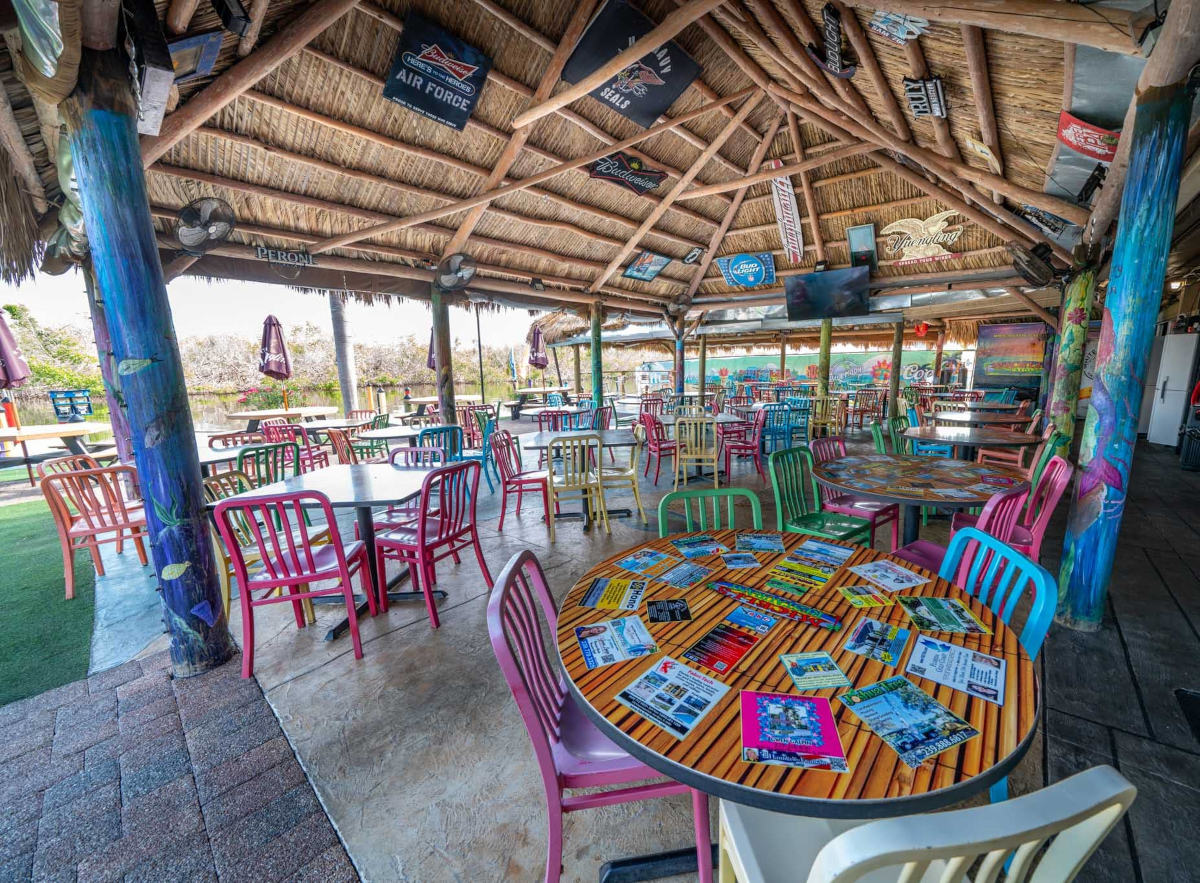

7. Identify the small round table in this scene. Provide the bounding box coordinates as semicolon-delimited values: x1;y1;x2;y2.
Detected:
814;454;1028;545
555;531;1038;873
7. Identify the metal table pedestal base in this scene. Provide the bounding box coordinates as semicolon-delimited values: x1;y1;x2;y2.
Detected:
599;843;717;883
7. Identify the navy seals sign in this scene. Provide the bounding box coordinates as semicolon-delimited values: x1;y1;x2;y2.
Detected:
383;13;492;131
562;0;701;128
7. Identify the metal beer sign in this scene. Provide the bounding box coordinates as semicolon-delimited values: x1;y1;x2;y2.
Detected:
880;211;963;266
255;246;317;268
766;159;804;264
716;253;777;288
588;151;668;194
383;12;492;131
805;4;856;78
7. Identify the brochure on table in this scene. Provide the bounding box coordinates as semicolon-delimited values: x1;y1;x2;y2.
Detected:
671;535;729;559
736;533;786;552
840;676;980;768
906;636;1007;705
709;580;841;630
781;651;851;690
616;657;729;739
741;691;848;771
646;599;692;623
573;616;658;669
842;617;910;666
848;560;930;592
897;596;991;635
683;606;776;674
839;584;894;609
578;577;648;611
616;549;681;577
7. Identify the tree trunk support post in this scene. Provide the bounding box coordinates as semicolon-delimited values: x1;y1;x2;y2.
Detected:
430;284;456;423
889;322;904;419
83;264;134;464
63;49;235;677
778;334;786;381
673;327;685;395
329;291;359;414
698;334;708;405
817;319;833;396
590;302;604;401
1057;78;1193;632
1046;268;1096;458
573;344;582;397
933;331;946;384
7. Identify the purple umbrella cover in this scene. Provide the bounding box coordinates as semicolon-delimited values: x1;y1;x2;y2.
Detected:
0;310;31;389
258;315;292;380
427;327;436;370
528;325;549;369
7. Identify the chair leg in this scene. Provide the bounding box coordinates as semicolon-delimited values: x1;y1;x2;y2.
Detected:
471;529;493;588
890;515;899;551
133;535;148;565
499;485;509;530
87;541;105;577
631;479;648;524
62;543;76;600
692;789;713;883
241;606;255;678
343;577;364;661
420;559;441;628
375;546;390;613
544;799;564;883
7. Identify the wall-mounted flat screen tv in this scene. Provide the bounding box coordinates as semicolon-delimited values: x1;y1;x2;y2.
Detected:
784;266;871;321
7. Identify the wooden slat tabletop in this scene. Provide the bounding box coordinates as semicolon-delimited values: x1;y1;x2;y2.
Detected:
555;531;1038;817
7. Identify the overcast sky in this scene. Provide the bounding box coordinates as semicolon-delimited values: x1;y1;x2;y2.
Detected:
0;271;546;349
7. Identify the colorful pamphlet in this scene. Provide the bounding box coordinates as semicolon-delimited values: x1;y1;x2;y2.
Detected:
725;605;778;634
780;651;851;690
736;532;785;553
897;596;991;635
573;616;658;669
839;584;894;609
616;549;681;577
671;535;730;559
795;538;854;566
721;552;760;569
840;676;980;768
708;581;842;630
906;636;1007;705
577;577;648;611
774;557;838;583
682;606;776;673
646;598;692;623
661;561;714;588
848;560;931;592
615;657;729;739
764;571;819;595
740;692;848;771
842;617;910;666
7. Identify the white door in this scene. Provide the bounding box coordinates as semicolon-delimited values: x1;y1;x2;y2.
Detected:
1147;334;1199;445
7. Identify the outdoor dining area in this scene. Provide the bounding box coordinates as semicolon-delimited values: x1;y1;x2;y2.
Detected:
2;0;1200;880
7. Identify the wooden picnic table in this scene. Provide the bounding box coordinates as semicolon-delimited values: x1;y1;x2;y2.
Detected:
0;421;114;484
814;453;1028;545
225;406;337;430
555;529;1038;853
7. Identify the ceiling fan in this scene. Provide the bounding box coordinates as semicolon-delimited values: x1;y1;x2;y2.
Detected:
434;253;477;291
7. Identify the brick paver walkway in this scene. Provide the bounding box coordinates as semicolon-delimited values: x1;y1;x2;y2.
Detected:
0;650;358;882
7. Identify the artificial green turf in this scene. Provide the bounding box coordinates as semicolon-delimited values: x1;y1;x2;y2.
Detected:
0;500;95;706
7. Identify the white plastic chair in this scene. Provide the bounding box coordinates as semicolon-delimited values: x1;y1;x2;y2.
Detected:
718;766;1135;883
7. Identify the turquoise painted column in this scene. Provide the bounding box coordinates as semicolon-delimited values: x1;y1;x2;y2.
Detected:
1057;79;1193;631
64;52;235;675
674;334;685;394
590;302;603;400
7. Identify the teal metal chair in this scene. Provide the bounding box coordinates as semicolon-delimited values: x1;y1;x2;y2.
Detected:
784;397;811;445
768;446;871;543
418;425;464;461
939;527;1055;803
236;442;300;486
657;488;762;535
761;403;792;452
461;418;497;493
546;392;565;407
907;406;954;458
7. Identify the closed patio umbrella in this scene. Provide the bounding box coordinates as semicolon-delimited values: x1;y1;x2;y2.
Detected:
258;315;292;408
529;325;549;388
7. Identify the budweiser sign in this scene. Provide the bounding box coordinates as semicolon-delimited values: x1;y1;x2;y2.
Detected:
410;44;479;84
1057;110;1119;162
766;159;804;264
880;210;963;265
588;151;667;194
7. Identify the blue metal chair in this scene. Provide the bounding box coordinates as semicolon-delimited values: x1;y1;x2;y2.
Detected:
906;406;954;458
784;397;811;445
418;426;464;461
939;527;1055;803
1001;388;1018;404
460;419;496;493
761;403;792;452
546;393;565;407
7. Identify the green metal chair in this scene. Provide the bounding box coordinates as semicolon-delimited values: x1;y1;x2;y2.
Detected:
352;413;390;461
887;415;910;454
656;488;762;536
869;420;888;454
236;442;300;487
768;446;872;543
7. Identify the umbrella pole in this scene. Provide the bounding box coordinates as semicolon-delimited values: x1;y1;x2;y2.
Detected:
475;305;486;401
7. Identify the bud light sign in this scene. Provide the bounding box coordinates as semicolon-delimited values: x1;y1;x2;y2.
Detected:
383;12;492;131
716;253;776;288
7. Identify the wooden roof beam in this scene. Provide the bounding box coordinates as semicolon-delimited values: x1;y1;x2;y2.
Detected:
587;92;764;292
828;1;912;142
961;25;1004;203
771;0;874;116
142;0;360;165
165;0;199;34
1002;286;1057;326
511;0;728;130
677;142;877;200
903;37;963;164
440;0;598;258
238;0;271;56
836;0;1153;56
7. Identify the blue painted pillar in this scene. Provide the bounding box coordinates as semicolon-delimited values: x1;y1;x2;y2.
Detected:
590;302;603;400
674;332;685;395
64;52;235;674
1057;79;1193;631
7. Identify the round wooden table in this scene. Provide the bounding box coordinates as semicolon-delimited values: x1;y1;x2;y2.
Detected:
929;411;1030;427
556;531;1039;822
904;426;1042;458
814;454;1028;545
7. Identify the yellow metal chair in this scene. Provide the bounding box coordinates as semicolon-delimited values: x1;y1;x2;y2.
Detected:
674;416;720;490
809;397;845;438
591;425;648;523
201;469;325;624
546;434;609;542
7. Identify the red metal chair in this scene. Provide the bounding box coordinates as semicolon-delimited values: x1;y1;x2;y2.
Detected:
639;412;677;485
492;429;551;530
374;460;493;628
360;446;448;535
42;465;149;599
208;430;264;449
487;550;712;883
639;395;664;416
952;455;1073;564
809;436;900;549
893;484;1029;573
214;490;373;678
721;408;767;481
262;423;329;473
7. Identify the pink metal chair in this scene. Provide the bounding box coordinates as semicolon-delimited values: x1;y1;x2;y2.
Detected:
952;455;1073;563
493;429;551;530
487;550;712;883
809;436;899;549
373;460;493;628
42;465;149;599
639;395;664;416
360;446;448;535
893;484;1029;573
347;409;376;423
721;408;767;481
214;490;374;677
640;413;677;485
262;423;330;473
208;430;264;449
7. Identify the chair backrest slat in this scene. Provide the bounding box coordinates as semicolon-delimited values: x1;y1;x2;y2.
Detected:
418;425;464;460
657;488;763;535
419;461;480;544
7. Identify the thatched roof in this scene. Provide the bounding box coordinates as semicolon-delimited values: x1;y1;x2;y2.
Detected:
2;0;1196;320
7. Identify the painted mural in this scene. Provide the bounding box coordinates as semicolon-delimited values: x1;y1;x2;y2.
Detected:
639;349;967;389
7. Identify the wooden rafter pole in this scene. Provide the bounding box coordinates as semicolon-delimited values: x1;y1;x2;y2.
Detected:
903;38;962;163
440;0;598;258
587;92;764;292
829;1;911;141
238;0;271;56
684;112;784;301
165;0;199;34
306;87;754;255
510;0;728;130
140;0;361;166
836;0;1153;56
1002;287;1057;327
961;25;1004;203
786;110;825;263
676;142;877;200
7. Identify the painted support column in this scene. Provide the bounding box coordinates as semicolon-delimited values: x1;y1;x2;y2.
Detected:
817;319;832;396
673;333;685;395
430;284;456;423
573;345;582;396
933;331;946;383
590;301;603;400
84;265;133;464
1057;79;1192;632
1046;268;1096;457
778;334;787;381
889;322;904;419
328;291;359;414
698;334;707;404
63;51;234;676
